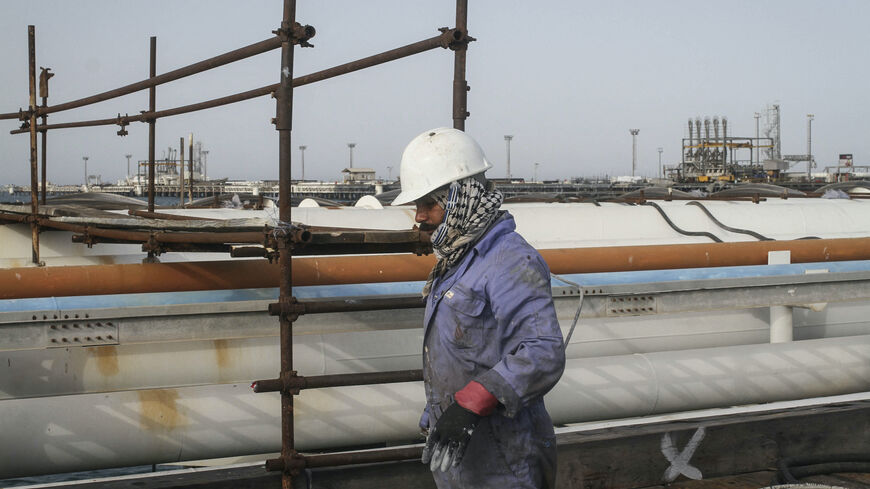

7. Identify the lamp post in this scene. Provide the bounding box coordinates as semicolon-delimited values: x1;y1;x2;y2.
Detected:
82;156;89;187
629;129;639;177
754;112;760;164
387;165;393;181
504;135;513;179
807;114;814;180
657;147;663;179
125;154;132;179
347;143;356;169
534;162;539;183
298;145;307;181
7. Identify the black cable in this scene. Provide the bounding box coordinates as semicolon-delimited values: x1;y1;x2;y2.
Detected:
687;201;822;241
641;201;722;243
777;454;870;484
686;201;773;241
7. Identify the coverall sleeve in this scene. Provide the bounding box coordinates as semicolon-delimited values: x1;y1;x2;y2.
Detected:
475;245;566;417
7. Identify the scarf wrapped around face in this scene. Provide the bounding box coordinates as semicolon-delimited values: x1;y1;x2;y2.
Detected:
422;177;504;298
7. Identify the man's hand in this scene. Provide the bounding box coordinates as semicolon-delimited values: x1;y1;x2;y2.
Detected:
422;402;481;472
421;381;498;472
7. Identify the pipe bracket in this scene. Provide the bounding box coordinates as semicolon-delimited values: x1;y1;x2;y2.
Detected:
268;297;304;320
115;113;129;137
274;22;316;48
252;370;304;395
265;450;306;475
438;27;474;50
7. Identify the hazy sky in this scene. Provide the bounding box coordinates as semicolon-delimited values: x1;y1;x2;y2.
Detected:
1;1;868;185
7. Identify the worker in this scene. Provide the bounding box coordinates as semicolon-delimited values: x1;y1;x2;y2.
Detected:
392;128;566;488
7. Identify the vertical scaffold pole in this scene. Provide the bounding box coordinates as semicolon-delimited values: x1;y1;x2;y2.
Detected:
148;36;157;213
452;0;469;130
188;133;194;203
28;25;40;265
277;1;297;487
39;67;52;205
179;137;185;207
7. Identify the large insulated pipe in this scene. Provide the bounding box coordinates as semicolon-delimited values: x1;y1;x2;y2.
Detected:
1;302;799;399
6;237;870;299
2;335;868;478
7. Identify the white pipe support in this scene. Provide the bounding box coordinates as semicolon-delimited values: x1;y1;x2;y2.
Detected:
768;250;793;343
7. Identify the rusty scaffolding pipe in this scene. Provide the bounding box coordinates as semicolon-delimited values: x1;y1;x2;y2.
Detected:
39;67;51;205
5;237;870;300
273;0;298;486
34;218;266;244
253;369;423;393
452;0;469;130
36;37;282;117
9;29;462;136
147;36;157;213
28;26;40;265
0;4;483;481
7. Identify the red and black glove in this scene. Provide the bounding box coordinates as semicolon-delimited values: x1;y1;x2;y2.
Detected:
422;381;498;472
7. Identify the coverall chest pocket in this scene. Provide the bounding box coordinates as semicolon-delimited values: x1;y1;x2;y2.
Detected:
440;287;486;349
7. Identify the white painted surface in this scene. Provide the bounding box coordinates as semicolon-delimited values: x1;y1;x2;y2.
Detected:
2;335;869;478
4;199;870;266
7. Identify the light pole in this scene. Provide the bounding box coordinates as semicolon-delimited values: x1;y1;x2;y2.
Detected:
534;162;539;183
347;143;356;169
125;154;132;179
807;114;814;180
629;129;639;177
82;156;89;187
387;165;393;181
754;112;760;164
298;145;307;181
504;135;513;179
657;147;663;179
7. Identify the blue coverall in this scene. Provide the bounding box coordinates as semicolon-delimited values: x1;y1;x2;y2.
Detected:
421;211;566;488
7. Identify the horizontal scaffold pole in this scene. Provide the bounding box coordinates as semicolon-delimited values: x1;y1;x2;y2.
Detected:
39;36;283;116
8;29;462;134
4;236;870;299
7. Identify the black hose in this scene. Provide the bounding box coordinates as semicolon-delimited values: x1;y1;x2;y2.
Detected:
686;201;773;241
641;201;722;243
686;201;822;242
777;454;870;484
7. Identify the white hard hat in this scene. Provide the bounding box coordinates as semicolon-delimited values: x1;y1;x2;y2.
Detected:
391;127;493;206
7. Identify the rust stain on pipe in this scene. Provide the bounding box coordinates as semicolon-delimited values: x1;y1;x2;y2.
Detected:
4;237;870;299
138;389;186;431
214;339;232;369
91;346;120;377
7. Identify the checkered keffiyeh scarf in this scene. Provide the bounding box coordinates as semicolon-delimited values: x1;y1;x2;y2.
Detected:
422;177;504;298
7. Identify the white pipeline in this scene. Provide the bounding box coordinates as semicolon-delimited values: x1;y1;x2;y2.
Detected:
2;335;869;478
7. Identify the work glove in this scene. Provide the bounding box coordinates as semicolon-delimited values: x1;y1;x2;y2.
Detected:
422;381;498;472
